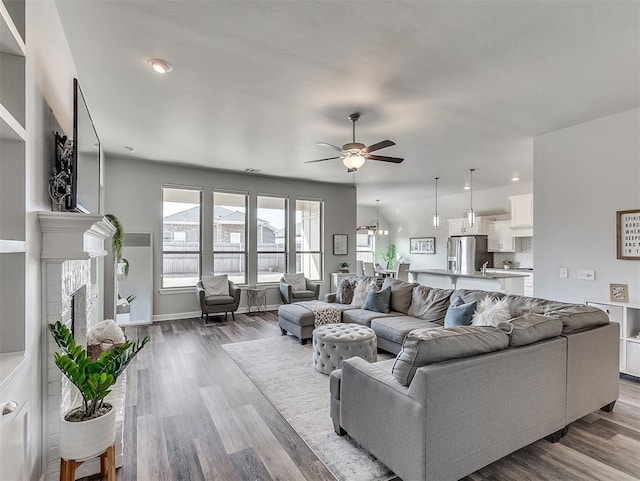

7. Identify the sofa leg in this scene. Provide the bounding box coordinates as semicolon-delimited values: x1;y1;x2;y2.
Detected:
545;427;568;443
300;338;307;345
334;425;346;436
280;328;287;336
600;401;616;412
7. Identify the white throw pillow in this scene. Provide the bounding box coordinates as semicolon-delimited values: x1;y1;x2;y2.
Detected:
472;297;512;326
351;280;377;308
283;273;307;292
202;274;229;297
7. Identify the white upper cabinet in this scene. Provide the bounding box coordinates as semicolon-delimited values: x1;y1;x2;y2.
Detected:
448;216;492;236
509;193;533;236
487;220;517;252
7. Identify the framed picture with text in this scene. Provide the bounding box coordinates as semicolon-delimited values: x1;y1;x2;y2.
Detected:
333;234;348;255
616;209;640;260
410;237;436;254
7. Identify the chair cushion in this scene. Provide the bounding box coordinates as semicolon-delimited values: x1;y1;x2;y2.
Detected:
371;316;441;345
444;300;477;328
406;285;453;323
291;289;317;300
363;286;391;313
205;295;235;306
382;278;419;314
284;273;307;291
202;274;229;296
499;313;563;347
392;326;510;386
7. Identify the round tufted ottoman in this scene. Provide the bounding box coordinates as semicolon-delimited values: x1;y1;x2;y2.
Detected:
312;324;377;375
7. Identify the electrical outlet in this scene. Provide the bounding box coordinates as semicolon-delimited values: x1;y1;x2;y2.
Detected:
578;269;595;281
559;268;568;278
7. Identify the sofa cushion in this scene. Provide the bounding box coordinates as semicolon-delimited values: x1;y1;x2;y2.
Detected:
392;326;510;385
363;286;392;313
351;279;377;308
202;274;229;297
444;301;477;328
382;278;419;314
499;313;563;347
505;295;556;317
406;286;453;324
371;316;442;345
283;272;307;291
343;309;401;326
451;289;505;307
472;297;512;327
336;278;356;304
548;305;610;333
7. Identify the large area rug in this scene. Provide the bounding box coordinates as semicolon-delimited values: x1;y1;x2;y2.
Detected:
222;336;394;481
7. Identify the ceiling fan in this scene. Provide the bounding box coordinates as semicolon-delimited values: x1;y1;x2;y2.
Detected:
305;112;404;172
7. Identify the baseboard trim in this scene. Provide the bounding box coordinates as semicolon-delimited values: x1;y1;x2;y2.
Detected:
152;305;280;322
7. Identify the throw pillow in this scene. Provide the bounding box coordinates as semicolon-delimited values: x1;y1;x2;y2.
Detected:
498;313;563;347
351;280;376;308
443;300;478;328
202;274;229;297
472;297;512;327
283;273;306;292
336;278;356;304
381;278;418;314
407;285;454;324
363;286;391;313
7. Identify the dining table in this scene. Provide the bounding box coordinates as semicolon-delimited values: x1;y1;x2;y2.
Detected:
375;268;396;278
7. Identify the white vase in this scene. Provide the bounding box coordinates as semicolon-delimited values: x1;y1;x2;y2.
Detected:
59;403;116;460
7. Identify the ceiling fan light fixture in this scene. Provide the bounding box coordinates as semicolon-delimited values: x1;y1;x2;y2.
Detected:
342;151;366;170
148;58;173;74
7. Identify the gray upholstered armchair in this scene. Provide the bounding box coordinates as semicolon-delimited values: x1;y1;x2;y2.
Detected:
196;279;241;323
279;275;320;304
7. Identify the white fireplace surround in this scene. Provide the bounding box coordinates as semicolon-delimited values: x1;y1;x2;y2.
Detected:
39;212;124;480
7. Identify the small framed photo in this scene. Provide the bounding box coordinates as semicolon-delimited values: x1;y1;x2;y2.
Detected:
333;234;348;255
410;237;436;254
609;283;629;303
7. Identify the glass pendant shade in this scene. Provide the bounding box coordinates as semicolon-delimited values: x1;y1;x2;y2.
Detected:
432;213;440;229
467;208;476;227
466;169;476;227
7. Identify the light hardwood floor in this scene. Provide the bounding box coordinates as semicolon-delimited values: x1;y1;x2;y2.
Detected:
84;312;640;481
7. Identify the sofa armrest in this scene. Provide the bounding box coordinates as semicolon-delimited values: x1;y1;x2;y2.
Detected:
196;280;206;306
306;278;321;299
229;281;241;304
279;280;293;304
324;293;337;303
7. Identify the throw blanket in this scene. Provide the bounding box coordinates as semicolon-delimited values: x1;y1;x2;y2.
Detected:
297;300;341;327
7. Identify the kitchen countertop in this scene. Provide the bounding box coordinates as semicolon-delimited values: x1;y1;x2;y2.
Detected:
408;269;529;279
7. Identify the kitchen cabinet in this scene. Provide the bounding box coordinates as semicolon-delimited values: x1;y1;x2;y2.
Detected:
448;216;492;236
508;194;533;236
586;298;640;377
487;221;517;252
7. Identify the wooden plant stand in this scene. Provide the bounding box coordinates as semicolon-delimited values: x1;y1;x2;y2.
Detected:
59;443;115;481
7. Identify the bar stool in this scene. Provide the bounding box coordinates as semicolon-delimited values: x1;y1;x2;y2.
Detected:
60;443;115;481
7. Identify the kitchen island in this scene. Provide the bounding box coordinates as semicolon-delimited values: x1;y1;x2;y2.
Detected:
408;268;528;295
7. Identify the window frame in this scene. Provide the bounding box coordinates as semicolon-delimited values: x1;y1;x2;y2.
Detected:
212;189;249;285
295;198;324;281
356;230;376;264
256;194;288;284
161;185;203;289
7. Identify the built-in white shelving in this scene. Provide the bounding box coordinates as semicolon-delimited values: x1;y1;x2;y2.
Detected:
0;102;25;140
0;0;25;56
0;239;25;253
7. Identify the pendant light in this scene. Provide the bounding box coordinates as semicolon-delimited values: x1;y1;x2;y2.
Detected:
432;177;440;230
466;168;476;227
376;200;388;237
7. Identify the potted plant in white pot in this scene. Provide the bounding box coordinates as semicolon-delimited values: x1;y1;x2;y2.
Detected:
49;320;148;460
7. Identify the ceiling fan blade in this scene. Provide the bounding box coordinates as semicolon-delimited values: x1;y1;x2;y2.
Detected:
364;140;395;153
316;142;343;152
304;156;341;163
366;154;404;163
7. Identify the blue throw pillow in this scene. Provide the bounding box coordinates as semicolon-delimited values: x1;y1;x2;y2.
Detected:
363;286;391;313
444;300;478;328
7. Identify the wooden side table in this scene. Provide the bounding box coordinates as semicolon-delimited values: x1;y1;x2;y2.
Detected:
60;444;115;481
245;286;267;314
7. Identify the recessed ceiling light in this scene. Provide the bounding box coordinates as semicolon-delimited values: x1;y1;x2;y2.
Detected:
124;146;136;152
147;58;173;74
463;185;470;190
511;176;520;182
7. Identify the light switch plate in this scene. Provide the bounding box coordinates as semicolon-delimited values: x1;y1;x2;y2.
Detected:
559;268;568;278
578;269;595;281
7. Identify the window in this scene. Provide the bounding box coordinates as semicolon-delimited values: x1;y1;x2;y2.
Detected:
213;191;247;285
295;199;323;281
357;232;375;263
162;187;201;288
257;195;287;283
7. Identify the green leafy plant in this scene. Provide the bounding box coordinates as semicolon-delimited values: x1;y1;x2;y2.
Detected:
105;213;124;262
339;262;350;269
503;260;513;266
380;244;397;269
48;321;148;420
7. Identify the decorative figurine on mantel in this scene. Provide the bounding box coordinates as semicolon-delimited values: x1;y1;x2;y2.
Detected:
49;132;73;211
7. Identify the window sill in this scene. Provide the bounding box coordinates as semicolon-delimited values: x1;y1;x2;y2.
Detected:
158;287;195;295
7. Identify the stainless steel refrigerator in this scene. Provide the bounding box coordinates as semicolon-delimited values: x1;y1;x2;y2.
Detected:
447;235;492;272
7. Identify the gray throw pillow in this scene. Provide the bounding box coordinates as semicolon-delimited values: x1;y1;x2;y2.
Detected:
392;326;510;385
336;278;356;304
382;278;418;314
444;300;477;328
499;313;563;347
407;285;454;323
363;286;391;313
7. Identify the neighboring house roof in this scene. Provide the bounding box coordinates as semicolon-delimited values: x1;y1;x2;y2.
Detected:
165;205;278;233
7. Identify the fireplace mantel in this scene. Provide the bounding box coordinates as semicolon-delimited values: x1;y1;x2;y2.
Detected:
39;211;116;260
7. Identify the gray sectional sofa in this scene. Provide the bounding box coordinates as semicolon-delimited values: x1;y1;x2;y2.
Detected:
319;277;619;481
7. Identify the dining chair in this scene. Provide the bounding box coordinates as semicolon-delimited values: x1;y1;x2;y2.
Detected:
394;262;411;282
363;262;375;277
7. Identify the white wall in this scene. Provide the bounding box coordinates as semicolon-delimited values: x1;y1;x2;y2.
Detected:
534;108;640;303
25;0;78;478
382;182;533;270
103;156;357;318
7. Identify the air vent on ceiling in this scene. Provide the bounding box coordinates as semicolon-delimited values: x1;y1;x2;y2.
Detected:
243;168;262;173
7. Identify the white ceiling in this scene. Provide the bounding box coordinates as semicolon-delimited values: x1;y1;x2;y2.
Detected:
55;0;639;206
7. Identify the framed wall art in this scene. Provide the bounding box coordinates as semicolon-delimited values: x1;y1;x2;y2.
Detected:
410;237;435;254
333;234;348;255
616;209;640;260
610;283;629;303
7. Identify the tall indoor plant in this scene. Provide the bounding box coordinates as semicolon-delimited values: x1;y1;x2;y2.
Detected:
380;244;397;269
49;321;148;459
